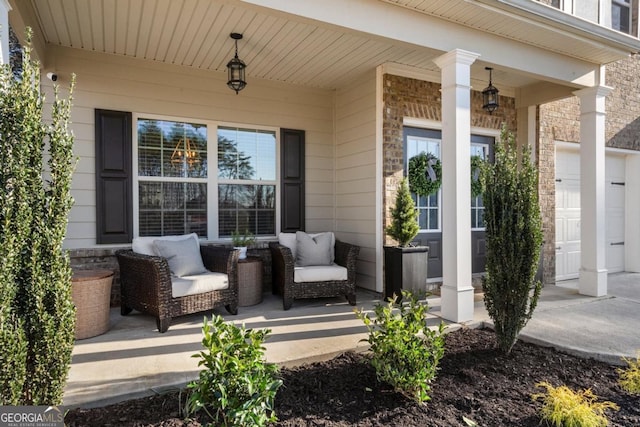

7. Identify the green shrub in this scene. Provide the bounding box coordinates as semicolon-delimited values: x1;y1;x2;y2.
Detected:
355;291;445;403
618;351;640;394
481;124;543;354
185;315;282;427
0;28;76;405
386;177;420;247
532;381;619;427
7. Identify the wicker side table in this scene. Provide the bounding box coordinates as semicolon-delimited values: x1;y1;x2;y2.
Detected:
238;257;263;307
72;269;113;339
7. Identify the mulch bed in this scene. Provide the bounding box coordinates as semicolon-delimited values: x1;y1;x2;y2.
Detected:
65;327;640;426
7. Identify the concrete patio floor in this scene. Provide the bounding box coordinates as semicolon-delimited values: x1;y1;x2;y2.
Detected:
63;273;640;409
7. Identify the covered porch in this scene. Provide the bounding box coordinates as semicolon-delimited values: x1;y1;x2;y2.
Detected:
4;0;640;325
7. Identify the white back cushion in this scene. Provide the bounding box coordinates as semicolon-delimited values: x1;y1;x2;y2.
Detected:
278;232;298;258
132;233;200;256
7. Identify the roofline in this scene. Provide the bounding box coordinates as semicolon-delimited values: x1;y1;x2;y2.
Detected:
475;0;640;58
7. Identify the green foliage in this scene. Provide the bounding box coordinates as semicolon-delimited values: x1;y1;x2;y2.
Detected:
481;125;543;354
231;229;255;247
470;154;484;197
185;315;282;427
532;381;619;427
408;152;442;197
386;177;420;247
0;28;76;405
617;351;640;394
355;291;446;403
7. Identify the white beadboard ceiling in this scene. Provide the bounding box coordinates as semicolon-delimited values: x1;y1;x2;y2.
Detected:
21;0;640;91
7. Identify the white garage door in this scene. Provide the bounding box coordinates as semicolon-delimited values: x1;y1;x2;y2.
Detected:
555;149;626;280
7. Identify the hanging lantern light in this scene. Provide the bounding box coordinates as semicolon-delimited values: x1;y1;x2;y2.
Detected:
227;33;247;94
482;67;499;115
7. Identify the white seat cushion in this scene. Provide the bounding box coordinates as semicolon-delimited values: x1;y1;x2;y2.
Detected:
293;264;348;283
171;271;229;298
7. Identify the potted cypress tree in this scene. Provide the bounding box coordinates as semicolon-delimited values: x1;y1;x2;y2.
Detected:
384;177;429;301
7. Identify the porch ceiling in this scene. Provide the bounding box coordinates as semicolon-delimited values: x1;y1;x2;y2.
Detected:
12;0;640;92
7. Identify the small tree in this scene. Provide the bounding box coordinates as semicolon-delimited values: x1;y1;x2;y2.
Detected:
481;125;543;354
386;177;420;247
0;29;76;404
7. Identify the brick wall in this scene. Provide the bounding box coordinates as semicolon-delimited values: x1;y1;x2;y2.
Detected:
606;56;640;150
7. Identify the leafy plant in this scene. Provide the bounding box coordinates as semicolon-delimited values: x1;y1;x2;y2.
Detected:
355;291;445;403
0;28;76;405
386;177;420;247
532;381;619;427
231;229;255;247
408;151;442;197
185;315;282;427
618;351;640;394
481;124;543;354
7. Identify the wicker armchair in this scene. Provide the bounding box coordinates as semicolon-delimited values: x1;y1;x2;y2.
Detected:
269;239;360;310
116;245;239;333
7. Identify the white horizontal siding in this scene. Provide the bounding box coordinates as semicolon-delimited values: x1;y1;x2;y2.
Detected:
45;46;336;249
334;70;377;290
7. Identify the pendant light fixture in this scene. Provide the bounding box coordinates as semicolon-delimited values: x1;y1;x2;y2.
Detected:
482;67;499;115
227;33;247;94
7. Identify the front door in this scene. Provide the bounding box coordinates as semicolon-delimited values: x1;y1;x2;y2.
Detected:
403;127;494;279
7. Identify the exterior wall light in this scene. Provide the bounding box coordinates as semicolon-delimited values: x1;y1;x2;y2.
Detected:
482;67;499;114
227;33;247;94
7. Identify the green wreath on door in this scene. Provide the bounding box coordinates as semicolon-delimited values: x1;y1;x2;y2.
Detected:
408;152;442;197
409;152;485;197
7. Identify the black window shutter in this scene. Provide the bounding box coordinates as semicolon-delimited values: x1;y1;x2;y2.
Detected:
95;109;133;244
280;128;305;232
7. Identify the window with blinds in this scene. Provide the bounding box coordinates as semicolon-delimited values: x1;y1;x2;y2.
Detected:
137;119;208;236
217;126;277;237
135;119;278;239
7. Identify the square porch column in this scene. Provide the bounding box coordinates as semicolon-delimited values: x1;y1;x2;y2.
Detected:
433;49;479;322
574;86;612;296
0;0;10;65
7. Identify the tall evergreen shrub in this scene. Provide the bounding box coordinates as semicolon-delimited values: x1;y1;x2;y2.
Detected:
481;125;543;354
0;30;76;405
386;177;420;247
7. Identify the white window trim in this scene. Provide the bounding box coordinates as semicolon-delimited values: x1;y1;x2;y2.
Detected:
132;113;281;242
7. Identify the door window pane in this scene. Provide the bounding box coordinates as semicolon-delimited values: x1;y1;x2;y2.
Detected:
407;136;441;231
471;143;488;230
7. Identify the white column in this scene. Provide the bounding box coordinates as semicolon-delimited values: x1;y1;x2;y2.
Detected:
433;49;479;322
0;0;10;65
574;86;612;296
